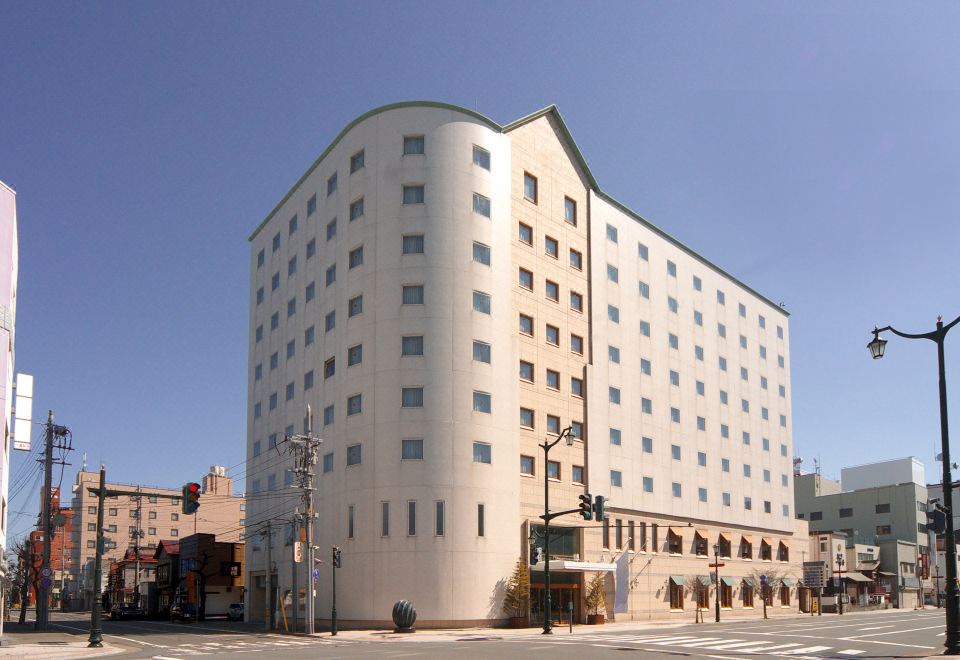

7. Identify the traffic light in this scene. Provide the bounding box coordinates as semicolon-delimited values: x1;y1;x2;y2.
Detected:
578;493;593;520
182;482;201;515
592;495;606;521
332;546;342;568
927;509;947;535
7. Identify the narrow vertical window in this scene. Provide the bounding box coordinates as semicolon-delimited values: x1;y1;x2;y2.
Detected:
348;505;355;539
407;501;417;536
523;172;538;202
435;501;445;536
381;502;389;537
477;503;485;537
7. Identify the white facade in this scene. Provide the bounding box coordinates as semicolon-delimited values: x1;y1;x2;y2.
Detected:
246;103;799;627
0;181;18;560
841;456;925;491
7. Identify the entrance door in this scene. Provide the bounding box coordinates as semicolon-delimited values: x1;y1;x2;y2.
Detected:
530;582;581;624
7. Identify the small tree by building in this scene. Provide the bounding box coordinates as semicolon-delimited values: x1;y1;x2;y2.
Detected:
585;572;607;619
684;575;712;622
746;568;786;619
502;558;530;619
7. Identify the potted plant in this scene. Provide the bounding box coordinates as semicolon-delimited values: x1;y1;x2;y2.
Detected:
585;572;606;624
503;558;530;627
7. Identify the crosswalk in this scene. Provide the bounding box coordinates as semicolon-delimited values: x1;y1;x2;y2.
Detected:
514;632;869;657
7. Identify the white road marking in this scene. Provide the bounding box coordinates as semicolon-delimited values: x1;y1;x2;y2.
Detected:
739;643;804;652
837;650;865;655
705;640;778;650
782;646;833;654
845;623;944;638
49;621;169;647
857;625;893;630
671;638;728;647
648;636;704;645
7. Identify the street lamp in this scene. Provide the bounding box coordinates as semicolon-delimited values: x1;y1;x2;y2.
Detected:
541;426;574;635
836;552;845;616
713;543;721;623
869;315;960;653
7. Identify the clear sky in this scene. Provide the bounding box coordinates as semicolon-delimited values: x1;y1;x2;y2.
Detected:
2;1;959;543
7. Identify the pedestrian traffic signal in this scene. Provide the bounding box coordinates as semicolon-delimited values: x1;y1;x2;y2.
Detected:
592;495;606;521
578;493;593;520
332;546;342;568
182;482;201;515
927;509;947;535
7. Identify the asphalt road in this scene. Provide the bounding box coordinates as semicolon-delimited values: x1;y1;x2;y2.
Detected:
9;608;947;659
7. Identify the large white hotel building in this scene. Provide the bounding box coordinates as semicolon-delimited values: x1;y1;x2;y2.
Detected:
246;102;807;627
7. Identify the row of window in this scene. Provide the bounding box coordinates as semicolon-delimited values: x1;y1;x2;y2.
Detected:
599;522;791;562
86;522;175;536
606;384;789;428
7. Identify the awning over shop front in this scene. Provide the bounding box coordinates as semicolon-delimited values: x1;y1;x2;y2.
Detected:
782;578;796;587
697;575;712;586
721;576;737;587
903;576;920;588
760;537;772;546
668;527;686;538
530;560;616;573
670;575;686;586
844;572;872;583
741;534;753;544
718;532;732;542
696;529;709;539
878;571;897;577
743;577;758;588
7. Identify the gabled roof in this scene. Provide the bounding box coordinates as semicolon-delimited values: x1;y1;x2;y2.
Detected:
154;539;180;559
250;101;788;316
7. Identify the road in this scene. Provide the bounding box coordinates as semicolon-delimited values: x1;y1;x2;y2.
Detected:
6;609;945;659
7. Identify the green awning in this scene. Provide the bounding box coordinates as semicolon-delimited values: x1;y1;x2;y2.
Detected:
721;576;737;587
844;572;872;583
743;577;758;588
782;578;796;587
697;575;711;586
670;575;686;586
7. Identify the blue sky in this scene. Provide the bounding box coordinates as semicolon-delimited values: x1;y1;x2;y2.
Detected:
2;2;959;541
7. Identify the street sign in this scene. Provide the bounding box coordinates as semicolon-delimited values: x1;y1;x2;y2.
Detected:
294;541;304;563
40;577;52;589
708;563;725;568
313;568;319;584
803;561;826;589
40;567;52;578
760;575;767;585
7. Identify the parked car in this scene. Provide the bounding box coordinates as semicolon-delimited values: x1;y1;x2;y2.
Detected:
110;603;144;620
226;603;244;621
169;602;196;623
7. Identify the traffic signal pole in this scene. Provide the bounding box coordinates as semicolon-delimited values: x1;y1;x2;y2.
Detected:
37;412;53;631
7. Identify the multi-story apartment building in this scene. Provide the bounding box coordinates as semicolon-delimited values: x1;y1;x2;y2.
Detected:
246;102;805;627
25;488;74;608
66;465;244;609
0;181;18;564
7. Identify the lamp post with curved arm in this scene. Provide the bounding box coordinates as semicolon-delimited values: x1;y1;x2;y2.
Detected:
540;426;574;635
868;314;960;654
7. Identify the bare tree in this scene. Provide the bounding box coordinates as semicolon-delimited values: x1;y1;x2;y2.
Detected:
746;567;791;619
684;575;712;623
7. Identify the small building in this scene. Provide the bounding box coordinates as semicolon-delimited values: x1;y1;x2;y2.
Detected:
154;540;180;616
177;533;244;620
106;548;157;611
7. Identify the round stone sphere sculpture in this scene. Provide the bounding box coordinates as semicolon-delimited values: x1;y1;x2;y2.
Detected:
392;600;417;633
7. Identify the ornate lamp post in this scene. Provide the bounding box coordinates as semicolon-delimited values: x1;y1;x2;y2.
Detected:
541;426;574;635
713;543;721;623
869;314;960;653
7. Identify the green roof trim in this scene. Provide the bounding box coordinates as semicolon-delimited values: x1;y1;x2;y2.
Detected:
669;575;686;585
249;101;788;316
721;576;737;587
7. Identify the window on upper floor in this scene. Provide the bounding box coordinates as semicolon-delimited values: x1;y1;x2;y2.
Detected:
523;172;538;203
472;145;490;170
349;198;364;221
403;135;425;155
518;222;532;245
473;193;491;217
350;149;365;173
402;184;425;205
564;197;577;225
473;241;491;265
403;234;425;254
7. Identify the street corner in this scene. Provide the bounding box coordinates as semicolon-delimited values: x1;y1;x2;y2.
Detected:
0;641;123;660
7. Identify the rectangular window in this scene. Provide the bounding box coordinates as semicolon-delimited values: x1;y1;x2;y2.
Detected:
347;344;363;367
545;236;558;258
606;224;618;243
523;172;538;202
472;193;491;217
473;290;491;314
569;248;582;270
608;305;620;323
402;185;425;204
326;264;336;286
400;335;423;356
638;281;650;298
669;333;679;349
346;444;362;466
349;198;364;221
545;280;559;301
403;135;425;155
637;242;648;260
545;324;559;345
472;145;490;170
570;421;583;439
519;407;535;428
478;503;485;537
323;406;334;427
547;460;560;480
609;387;621;404
272;232;280;252
520;455;535;475
401;438;424;460
699;488;708;503
610;428;622;445
670;369;680;386
381;502;390;537
668;296;678;313
327;218;337;240
519;314;534;336
518;267;533;290
518;222;532;245
272;272;280;291
472;241;491;265
569;290;583;312
609;345;621;363
571;333;584;354
610;470;622;487
285;382;295;401
718;323;726;338
717;290;725;305
401;387;424;408
435;501;445;536
642;436;653;453
257;249;265;268
402;284;425;305
643;476;653;492
403;234;425;254
473;442;491;464
639;320;650;336
348;295;362;317
564;197;577;225
571;376;584;397
347;505;355;539
607;264;619;283
545;369;560;391
327;172;338;195
695;346;704;361
472;340;491;363
693;275;702;291
347;394;362;416
287;298;297;317
572;465;584;484
350;149;365;173
473;391;491;413
288;255;297;277
349;246;364;268
696;380;705;395
667;260;677;277
305;282;315;302
304;370;314;390
641;398;652;414
256;287;264;305
407;501;417;536
839;507;853;518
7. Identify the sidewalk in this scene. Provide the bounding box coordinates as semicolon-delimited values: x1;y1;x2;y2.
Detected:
0;622;121;660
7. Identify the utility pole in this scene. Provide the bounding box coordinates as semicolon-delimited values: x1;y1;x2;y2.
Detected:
291;511;300;633
262;521;272;631
286;406;322;635
88;467;106;648
133;487;142;605
36;412;53;630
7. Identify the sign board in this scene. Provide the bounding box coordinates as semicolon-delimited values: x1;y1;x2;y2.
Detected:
40;567;52;578
219;561;241;577
12;373;33;452
40;577;52;589
803;561;826;589
294;541;304;563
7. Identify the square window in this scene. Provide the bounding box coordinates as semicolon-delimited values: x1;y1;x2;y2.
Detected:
564;197;577;224
545;280;559;301
546;369;560;390
518;222;532;245
545;324;559;345
473;340;491;363
610;428;622;446
545;236;559;258
520;455;535;475
518;268;533;290
402;438;424;460
327;172;338;195
473;442;492;464
348;295;363;317
403;135;425;155
642;436;653;453
347;394;362;416
523;172;538;202
473;290;491;314
346;444;362;466
349;198;364;221
473;391;492;413
571;333;584;354
349;246;364;268
403;234;425;254
611;470;623;487
473;241;491;265
350;150;365;173
472;193;491;217
327;218;337;241
403;284;425;305
519;314;534;336
519;360;534;382
348;343;362;366
473;145;490;170
401;335;424;356
401;387;424;408
570;290;583;312
569;248;583;270
402;184;425;204
520;407;535;428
